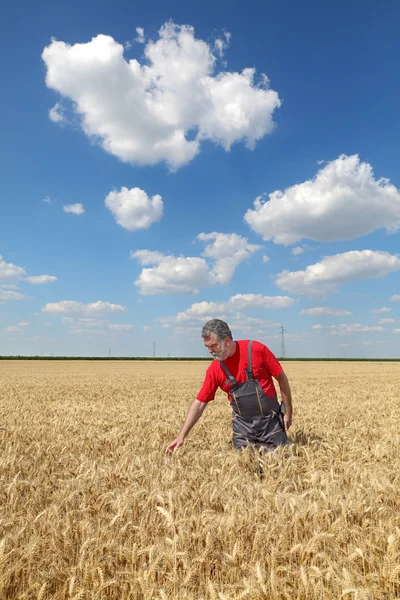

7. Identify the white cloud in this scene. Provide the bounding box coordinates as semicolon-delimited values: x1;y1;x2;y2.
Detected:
5;322;29;334
390;295;400;302
394;329;400;334
0;255;26;282
143;325;152;332
244;155;400;245
131;233;260;295
378;318;395;324
61;317;133;335
5;325;24;334
159;293;295;328
42;23;281;170
336;343;350;348
301;307;352;316
276;250;400;296
292;246;304;256
214;32;231;57
0;288;24;301
63;203;84;215
105;187;163;231
198;232;260;284
49;102;66;123
135;27;145;43
42;300;126;315
228;293;295;310
43;196;52;204
330;323;384;336
25;275;57;284
132;252;213;295
262;255;270;264
108;323;133;331
371;307;391;314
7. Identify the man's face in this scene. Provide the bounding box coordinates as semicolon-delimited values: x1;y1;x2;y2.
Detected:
203;333;229;361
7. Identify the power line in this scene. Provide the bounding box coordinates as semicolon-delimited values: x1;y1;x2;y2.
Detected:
280;325;286;359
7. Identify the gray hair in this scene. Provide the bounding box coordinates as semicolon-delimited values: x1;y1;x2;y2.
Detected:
201;319;232;342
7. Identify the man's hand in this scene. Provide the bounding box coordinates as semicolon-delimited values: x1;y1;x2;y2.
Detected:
165;435;184;455
164;400;207;455
283;412;292;431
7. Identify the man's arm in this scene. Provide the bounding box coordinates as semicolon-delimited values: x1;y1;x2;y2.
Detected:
275;371;293;431
165;399;208;454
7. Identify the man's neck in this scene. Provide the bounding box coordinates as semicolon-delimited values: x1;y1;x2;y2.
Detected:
226;340;237;359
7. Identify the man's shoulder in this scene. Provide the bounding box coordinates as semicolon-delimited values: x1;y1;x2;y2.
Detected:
237;339;266;350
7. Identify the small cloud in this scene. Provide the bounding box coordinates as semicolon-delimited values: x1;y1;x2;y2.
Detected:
43;196;52;204
214;31;231;57
17;321;29;327
63;203;85;215
25;275;57;285
394;329;400;334
262;255;270;264
124;40;132;50
0;289;24;301
378;318;395;324
371;307;391;314
143;325;152;332
108;324;133;332
5;325;24;334
390;295;400;302
135;27;145;43
292;246;304;256
49;102;66;123
42;300;125;316
301;307;352;317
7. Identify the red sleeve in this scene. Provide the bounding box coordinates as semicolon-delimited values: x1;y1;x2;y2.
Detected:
196;363;218;402
262;344;283;378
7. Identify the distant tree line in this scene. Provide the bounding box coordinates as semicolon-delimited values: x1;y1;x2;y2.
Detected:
0;356;399;362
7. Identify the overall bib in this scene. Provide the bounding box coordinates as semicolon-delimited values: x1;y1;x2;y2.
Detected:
221;341;289;451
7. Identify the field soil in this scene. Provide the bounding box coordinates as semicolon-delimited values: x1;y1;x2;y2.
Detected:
1;360;400;599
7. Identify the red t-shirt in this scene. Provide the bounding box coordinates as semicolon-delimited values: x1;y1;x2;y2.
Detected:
197;340;283;403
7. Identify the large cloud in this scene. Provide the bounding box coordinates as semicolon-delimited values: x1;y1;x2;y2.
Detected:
244;155;400;245
105;187;163;231
131;233;260;295
42;300;126;316
42;23;281;170
276;250;400;296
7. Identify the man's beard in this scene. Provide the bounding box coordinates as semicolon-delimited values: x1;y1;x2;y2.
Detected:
211;341;228;361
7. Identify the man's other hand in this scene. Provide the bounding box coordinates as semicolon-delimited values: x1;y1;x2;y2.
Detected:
284;412;292;431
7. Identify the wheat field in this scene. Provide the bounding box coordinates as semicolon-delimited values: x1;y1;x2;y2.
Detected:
1;359;400;600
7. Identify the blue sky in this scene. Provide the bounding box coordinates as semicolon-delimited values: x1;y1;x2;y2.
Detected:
1;0;400;358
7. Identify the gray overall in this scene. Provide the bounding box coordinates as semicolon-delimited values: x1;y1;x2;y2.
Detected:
221;341;289;451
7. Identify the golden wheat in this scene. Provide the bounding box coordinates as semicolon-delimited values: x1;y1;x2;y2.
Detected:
1;360;400;599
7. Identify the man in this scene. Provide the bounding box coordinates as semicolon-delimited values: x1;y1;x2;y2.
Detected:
165;319;293;454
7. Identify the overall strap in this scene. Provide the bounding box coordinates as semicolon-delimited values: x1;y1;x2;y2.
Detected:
220;361;237;386
246;340;254;380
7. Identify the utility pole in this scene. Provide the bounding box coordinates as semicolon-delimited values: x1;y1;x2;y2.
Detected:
108;348;111;359
280;325;286;359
